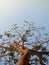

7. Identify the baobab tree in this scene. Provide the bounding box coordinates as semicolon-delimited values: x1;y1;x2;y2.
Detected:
0;21;49;65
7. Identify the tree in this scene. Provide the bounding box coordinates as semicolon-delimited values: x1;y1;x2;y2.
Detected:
0;21;49;65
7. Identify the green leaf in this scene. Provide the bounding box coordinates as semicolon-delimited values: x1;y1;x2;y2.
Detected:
9;52;14;59
24;20;28;23
9;45;13;51
33;45;42;50
42;57;47;62
42;47;46;51
0;34;3;39
14;59;18;64
2;49;6;54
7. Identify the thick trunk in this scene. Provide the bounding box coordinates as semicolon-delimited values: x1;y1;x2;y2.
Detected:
18;50;30;65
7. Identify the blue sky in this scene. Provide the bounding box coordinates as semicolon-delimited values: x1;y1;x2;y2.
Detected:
0;0;49;34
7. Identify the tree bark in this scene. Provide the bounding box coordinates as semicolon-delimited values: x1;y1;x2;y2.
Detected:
18;50;30;65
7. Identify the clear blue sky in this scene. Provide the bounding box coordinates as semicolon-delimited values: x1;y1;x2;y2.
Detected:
0;0;49;34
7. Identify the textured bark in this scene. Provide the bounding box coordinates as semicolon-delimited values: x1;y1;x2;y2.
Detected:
18;50;30;65
0;45;49;65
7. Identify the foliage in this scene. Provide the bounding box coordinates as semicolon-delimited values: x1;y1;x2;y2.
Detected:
0;21;49;65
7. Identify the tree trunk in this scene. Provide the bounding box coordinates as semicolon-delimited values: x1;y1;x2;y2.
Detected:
18;50;30;65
